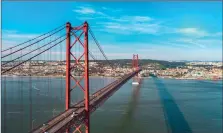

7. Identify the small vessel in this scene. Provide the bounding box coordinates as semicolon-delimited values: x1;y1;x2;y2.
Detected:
132;82;139;85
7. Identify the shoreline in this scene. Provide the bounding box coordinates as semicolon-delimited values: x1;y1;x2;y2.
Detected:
140;76;222;81
1;75;119;79
1;75;221;81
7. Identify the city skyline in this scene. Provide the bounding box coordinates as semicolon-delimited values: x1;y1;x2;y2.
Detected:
2;2;222;61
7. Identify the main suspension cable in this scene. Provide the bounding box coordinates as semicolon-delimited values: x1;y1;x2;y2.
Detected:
1;24;65;52
2;26;65;59
2;34;66;66
1;37;67;74
88;26;113;68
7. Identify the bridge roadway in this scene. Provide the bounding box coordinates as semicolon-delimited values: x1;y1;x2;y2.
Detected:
31;69;141;133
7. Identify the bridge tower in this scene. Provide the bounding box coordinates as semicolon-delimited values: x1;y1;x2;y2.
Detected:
66;21;90;133
132;54;140;85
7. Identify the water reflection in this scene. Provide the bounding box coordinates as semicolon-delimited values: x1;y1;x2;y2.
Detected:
115;80;141;133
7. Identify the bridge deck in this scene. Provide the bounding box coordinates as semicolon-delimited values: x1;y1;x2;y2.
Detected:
31;69;141;133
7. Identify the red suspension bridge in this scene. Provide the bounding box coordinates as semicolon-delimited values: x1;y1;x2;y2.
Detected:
1;21;141;133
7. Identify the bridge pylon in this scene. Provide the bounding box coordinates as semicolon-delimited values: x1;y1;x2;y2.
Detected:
132;54;140;85
66;21;90;133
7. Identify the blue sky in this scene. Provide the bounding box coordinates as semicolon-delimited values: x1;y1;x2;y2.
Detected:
2;2;222;61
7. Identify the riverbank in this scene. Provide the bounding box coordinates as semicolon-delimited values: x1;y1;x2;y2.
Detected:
139;76;222;81
1;75;119;79
2;75;221;81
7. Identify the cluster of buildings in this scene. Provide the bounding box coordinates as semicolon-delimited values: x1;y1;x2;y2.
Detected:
141;62;222;80
2;61;133;77
2;60;222;80
186;61;222;67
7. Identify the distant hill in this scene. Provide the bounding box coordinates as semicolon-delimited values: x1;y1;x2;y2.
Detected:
95;59;186;68
2;59;186;69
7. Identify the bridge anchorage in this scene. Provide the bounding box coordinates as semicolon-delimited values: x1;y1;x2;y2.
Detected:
1;21;141;133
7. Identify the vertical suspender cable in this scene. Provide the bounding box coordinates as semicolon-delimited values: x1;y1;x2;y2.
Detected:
29;43;33;131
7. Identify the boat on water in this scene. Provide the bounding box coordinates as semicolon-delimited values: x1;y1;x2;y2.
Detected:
132;81;139;85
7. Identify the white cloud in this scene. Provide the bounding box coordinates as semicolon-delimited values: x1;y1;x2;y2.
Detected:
97;39;222;60
2;30;63;56
178;28;197;33
176;28;222;38
2;30;17;34
99;21;160;35
70;4;222;61
102;7;122;12
73;6;157;35
175;38;222;48
177;28;208;37
187;41;206;48
2;29;40;40
99;43;221;61
105;16;153;22
73;4;222;40
73;7;95;14
164;42;192;49
73;6;105;15
5;33;40;39
196;39;222;45
122;16;153;22
77;16;95;20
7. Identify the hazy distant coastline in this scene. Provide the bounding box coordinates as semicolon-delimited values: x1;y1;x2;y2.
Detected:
2;75;221;81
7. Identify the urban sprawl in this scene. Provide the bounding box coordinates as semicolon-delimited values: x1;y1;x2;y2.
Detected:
2;60;222;80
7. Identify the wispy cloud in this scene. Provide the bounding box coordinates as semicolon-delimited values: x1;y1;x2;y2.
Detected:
131;16;153;22
2;30;17;34
100;22;161;35
110;16;153;22
176;38;206;48
73;7;96;14
176;28;222;38
102;6;122;12
87;8;220;38
175;38;222;49
73;6;104;15
73;5;221;38
164;42;192;49
95;15;160;34
73;5;161;35
4;33;40;39
100;43;221;60
2;29;40;40
2;30;62;52
177;28;208;37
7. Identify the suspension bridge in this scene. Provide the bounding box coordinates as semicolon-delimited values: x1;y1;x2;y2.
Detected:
1;21;141;133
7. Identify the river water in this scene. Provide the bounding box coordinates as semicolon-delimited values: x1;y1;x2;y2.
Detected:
1;77;222;133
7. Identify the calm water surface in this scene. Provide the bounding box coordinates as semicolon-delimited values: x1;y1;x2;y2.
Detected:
1;77;222;133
